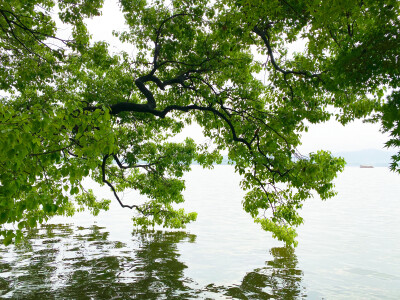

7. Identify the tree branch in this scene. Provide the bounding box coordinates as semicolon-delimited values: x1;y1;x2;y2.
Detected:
153;13;189;69
0;9;71;61
253;25;322;78
101;154;144;212
112;154;158;170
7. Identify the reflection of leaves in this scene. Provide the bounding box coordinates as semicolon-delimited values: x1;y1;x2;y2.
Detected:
0;224;305;299
59;230;198;299
126;230;197;299
0;262;11;296
75;225;109;241
0;224;198;299
0;246;59;298
206;246;305;299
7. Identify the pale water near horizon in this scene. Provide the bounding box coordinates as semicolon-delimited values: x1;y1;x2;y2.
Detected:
0;166;399;299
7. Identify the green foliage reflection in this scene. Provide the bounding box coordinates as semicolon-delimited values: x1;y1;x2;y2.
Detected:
0;224;305;299
206;247;304;299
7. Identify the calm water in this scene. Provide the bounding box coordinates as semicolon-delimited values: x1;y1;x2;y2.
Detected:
0;166;399;299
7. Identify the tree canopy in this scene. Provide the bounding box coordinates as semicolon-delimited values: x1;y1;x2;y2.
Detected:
1;0;399;246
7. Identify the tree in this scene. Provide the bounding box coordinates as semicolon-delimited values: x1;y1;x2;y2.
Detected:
0;0;399;246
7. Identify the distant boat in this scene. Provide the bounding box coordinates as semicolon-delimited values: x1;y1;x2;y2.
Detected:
360;165;374;168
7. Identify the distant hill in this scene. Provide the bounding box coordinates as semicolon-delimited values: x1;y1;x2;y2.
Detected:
334;149;397;167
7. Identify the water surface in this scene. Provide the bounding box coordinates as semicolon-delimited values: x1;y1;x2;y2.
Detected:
0;166;399;299
0;225;304;299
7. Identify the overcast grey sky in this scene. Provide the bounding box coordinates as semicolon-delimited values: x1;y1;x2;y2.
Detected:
83;0;391;154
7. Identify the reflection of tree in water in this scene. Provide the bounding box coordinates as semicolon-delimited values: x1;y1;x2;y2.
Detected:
207;247;306;299
59;229;199;299
0;224;198;299
123;230;198;299
0;224;73;299
0;225;305;299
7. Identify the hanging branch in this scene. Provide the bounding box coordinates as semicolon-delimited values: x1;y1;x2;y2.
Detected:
101;154;144;212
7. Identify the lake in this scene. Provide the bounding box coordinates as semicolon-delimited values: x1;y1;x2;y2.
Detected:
0;166;399;299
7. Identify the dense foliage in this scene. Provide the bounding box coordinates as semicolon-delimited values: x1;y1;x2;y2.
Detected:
1;0;399;246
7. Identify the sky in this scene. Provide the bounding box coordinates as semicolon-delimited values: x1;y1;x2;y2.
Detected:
82;0;392;155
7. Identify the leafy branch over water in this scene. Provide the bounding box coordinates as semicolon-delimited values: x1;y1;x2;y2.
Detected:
1;0;399;245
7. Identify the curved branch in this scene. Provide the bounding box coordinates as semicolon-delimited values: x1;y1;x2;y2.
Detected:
0;9;71;61
153;13;189;68
134;75;158;109
253;25;322;78
101;154;144;212
112;154;158;170
133;69;209;109
91;101;290;180
105;103;252;149
0;10;39;58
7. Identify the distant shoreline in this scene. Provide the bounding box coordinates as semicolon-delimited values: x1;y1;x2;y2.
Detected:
192;149;396;167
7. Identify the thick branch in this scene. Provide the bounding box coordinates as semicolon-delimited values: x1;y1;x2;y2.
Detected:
105;103;251;149
91;101;289;180
133;69;208;109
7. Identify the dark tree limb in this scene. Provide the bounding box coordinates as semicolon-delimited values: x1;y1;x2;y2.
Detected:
112;154;157;170
153;13;189;68
101;101;292;180
253;25;322;78
134;69;209;109
101;154;144;212
0;9;72;61
105;103;252;149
